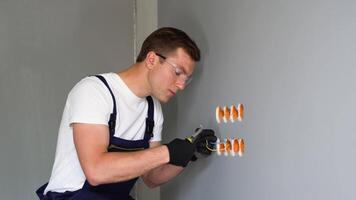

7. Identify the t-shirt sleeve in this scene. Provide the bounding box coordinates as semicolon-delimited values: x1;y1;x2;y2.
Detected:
67;77;112;126
150;98;164;142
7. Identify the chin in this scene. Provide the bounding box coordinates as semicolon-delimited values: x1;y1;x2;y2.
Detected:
160;97;170;103
159;95;172;103
152;90;173;103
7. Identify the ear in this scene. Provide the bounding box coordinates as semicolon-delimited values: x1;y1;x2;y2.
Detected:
145;51;158;70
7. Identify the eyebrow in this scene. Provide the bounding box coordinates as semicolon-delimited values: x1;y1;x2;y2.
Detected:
156;52;189;75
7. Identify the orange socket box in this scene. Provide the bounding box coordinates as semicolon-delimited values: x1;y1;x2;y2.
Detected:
216;104;244;123
216;138;245;157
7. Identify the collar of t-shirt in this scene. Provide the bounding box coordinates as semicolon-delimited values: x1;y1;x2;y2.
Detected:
110;72;146;104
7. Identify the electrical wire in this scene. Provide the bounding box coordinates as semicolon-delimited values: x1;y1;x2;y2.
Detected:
205;140;217;152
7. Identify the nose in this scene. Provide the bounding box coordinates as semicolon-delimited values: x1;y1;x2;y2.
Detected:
176;81;186;90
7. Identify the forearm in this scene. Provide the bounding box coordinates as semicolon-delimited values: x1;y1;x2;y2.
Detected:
87;145;169;186
142;163;185;187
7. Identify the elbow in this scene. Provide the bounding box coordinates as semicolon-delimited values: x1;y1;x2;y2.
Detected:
85;168;104;186
84;165;128;186
86;176;101;187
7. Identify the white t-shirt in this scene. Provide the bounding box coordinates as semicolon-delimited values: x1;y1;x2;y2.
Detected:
44;72;164;194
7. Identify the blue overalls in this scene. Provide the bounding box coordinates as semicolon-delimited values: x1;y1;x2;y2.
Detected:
36;75;155;200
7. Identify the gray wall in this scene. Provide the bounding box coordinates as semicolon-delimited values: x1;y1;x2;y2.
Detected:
159;0;356;200
0;1;133;199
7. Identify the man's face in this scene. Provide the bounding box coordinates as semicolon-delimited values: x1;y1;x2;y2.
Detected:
148;48;196;103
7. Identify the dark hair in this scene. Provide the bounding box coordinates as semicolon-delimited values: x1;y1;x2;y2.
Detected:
136;27;200;62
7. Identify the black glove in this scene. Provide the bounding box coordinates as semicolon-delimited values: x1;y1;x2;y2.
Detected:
193;129;217;155
188;128;217;162
165;138;195;167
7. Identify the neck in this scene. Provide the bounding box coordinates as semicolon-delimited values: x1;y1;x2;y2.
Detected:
116;63;151;98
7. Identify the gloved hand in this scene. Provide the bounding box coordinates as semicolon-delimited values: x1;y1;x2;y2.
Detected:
165;138;195;167
188;128;217;161
165;128;217;166
193;129;217;155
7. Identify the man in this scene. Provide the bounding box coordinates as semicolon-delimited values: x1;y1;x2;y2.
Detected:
36;27;216;200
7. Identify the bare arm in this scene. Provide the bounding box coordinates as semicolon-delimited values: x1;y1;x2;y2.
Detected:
141;141;185;188
73;123;170;186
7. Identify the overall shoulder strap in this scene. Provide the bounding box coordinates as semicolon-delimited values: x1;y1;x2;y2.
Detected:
145;96;155;138
93;75;117;137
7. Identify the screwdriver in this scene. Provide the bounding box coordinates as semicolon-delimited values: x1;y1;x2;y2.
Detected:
186;124;204;143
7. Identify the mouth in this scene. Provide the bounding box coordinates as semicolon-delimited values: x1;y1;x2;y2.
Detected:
168;89;176;96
